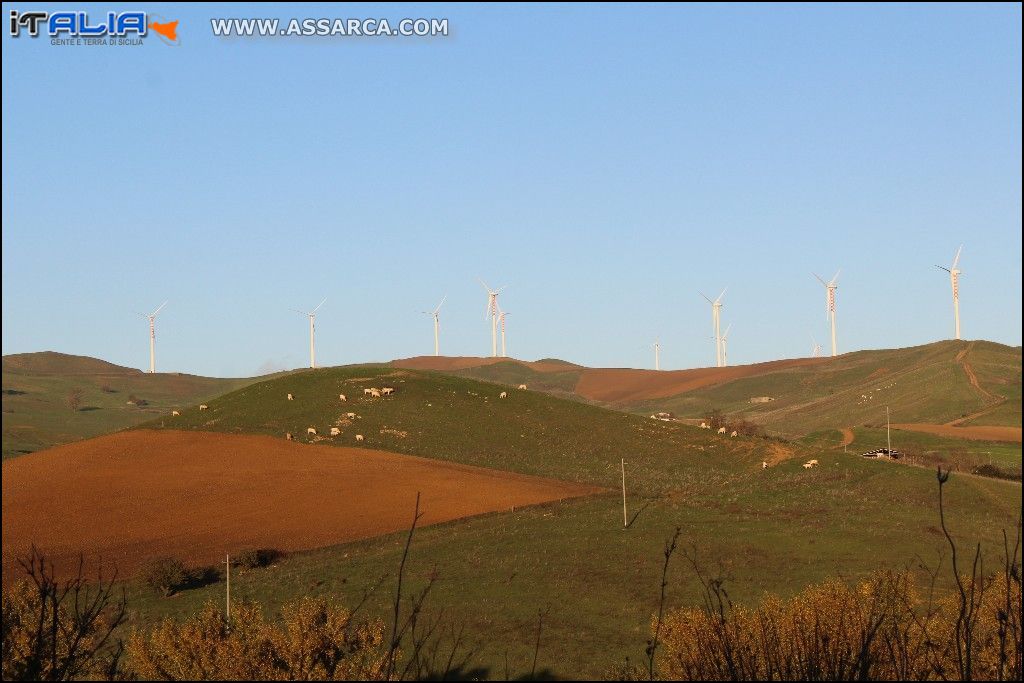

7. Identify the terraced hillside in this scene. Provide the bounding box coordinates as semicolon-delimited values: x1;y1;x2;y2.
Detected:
1;352;263;458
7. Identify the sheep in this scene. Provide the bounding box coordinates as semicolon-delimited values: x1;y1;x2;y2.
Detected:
803;462;814;469
199;404;209;411
730;430;738;438
499;391;508;399
307;427;317;436
807;459;819;466
717;426;726;434
346;412;356;419
287;393;294;401
368;388;381;398
355;434;364;442
339;394;347;402
285;432;293;441
518;384;528;390
171;410;180;416
700;422;708;429
381;387;394;396
363;388;374;396
330;427;341;436
762;461;768;469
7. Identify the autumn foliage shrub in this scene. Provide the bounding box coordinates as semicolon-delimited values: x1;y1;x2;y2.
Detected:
126;597;387;680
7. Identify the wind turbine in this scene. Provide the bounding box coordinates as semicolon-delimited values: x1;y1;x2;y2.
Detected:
813;270;840;357
653;339;661;371
497;306;510;358
479;280;506;358
811;335;822;358
721;324;732;367
699;289;727;367
293;298;326;369
141;301;167;374
936;245;963;340
423;296;446;356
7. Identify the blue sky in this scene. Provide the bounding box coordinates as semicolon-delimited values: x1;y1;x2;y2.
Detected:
2;3;1021;377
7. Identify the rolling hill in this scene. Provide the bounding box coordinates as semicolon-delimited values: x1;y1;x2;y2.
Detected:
1;352;266;458
395;340;1021;437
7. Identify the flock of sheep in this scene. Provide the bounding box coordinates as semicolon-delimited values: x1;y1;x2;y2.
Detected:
698;422;739;438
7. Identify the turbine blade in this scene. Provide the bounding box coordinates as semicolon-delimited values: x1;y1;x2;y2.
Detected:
830;269;841;285
478;278;491;292
716;288;727;303
436;295;447;313
152;301;168;316
699;291;713;304
952;244;963;269
312;297;327;313
936;265;951;273
813;273;827;286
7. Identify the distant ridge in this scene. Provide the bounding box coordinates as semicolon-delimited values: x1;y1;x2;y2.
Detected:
2;351;141;376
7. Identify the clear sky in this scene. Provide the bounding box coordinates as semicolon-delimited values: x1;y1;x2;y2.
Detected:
2;3;1021;377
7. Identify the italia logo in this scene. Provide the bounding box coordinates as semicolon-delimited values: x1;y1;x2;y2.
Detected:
8;10;179;44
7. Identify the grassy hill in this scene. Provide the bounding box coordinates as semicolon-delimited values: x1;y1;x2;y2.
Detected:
1;352;263;458
121;363;1021;678
399;341;1021;437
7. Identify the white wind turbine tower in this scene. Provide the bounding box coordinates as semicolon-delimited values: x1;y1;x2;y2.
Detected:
936;245;963;340
811;335;822;358
699;289;727;367
497;306;510;358
721;324;732;367
653;339;661;371
479;280;506;358
813;270;840;357
293;298;326;369
141;301;167;374
423;296;446;356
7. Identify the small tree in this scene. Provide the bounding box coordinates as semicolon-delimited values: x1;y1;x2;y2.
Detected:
142;558;188;597
66;388;83;412
704;409;725;432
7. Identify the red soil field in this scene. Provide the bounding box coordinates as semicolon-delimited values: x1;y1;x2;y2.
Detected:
1;431;602;580
572;358;830;403
891;423;1023;443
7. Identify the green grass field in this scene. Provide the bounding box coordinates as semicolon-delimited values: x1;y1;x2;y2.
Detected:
1;352;264;458
109;363;1023;679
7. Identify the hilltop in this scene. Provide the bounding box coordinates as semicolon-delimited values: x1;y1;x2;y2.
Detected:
1;352;265;458
395;340;1021;437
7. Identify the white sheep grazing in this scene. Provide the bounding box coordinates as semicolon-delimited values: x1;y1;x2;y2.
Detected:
803;462;814;469
807;459;819;466
717;426;726;434
363;388;374;396
499;391;508;399
381;387;394;396
346;412;356;419
330;427;341;436
339;394;347;401
285;432;293;441
369;388;382;398
171;410;180;416
355;434;364;442
700;422;708;429
199;404;209;411
762;461;768;469
518;384;528;390
730;430;738;438
307;427;317;436
287;393;294;401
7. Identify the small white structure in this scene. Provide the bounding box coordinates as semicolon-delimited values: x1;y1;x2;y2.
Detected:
518;384;528;390
199;404;209;411
307;427;317;436
287;393;294;401
171;410;180;417
717;426;726;434
339;394;346;402
355;434;364;442
381;387;395;396
330;427;341;436
499;391;508;399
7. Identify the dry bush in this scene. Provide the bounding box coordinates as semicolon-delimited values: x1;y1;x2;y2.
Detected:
126;597;387;680
1;549;126;681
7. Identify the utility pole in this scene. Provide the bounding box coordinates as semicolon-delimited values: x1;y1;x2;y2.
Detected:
621;458;628;528
225;553;231;624
886;407;891;455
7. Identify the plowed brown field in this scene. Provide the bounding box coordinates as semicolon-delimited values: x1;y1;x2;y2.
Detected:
1;431;602;579
891;423;1022;443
